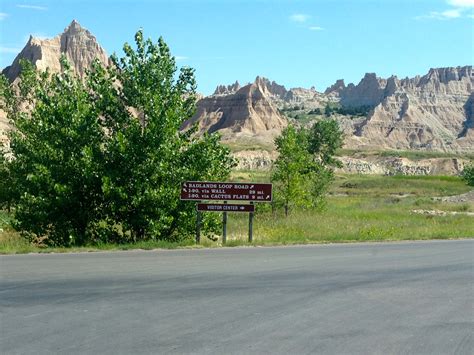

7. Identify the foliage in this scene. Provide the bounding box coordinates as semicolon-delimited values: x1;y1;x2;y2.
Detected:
323;102;372;117
271;120;343;215
461;163;474;186
271;126;313;216
0;31;235;246
308;119;344;168
1;59;106;246
0;152;14;211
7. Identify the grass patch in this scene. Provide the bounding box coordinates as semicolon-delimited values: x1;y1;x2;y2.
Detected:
337;148;474;161
1;174;473;254
230;169;271;183
224;140;274;153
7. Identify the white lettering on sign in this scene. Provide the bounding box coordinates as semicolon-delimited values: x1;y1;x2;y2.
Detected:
189;183;218;189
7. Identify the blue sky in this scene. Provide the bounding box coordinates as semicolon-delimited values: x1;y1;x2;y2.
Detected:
0;0;473;95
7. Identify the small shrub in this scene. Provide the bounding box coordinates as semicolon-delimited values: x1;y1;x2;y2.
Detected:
461;163;474;186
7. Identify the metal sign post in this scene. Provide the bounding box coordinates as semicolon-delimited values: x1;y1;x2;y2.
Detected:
222;202;227;244
249;202;254;243
196;208;201;244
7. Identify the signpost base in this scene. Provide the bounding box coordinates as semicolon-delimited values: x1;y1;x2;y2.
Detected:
196;209;201;244
249;202;254;243
223;202;227;244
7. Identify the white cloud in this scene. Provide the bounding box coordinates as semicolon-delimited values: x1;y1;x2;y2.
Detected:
308;26;324;31
0;46;21;54
0;12;8;20
416;0;474;20
16;4;47;11
447;0;474;7
290;14;310;23
415;8;464;20
440;9;462;17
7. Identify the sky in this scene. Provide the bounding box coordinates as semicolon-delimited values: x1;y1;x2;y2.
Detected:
0;0;473;95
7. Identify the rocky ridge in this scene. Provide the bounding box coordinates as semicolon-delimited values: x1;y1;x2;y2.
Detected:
2;20;109;81
0;20;110;146
2;20;472;175
235;150;469;176
182;77;288;146
326;67;473;152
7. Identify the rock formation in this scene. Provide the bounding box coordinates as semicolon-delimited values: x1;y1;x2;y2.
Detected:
182;77;287;146
1;20;110;146
324;79;345;95
213;81;241;96
2;19;472;171
343;66;473;152
2;20;109;82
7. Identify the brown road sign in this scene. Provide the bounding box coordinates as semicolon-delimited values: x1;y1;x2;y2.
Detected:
180;181;272;202
197;203;255;213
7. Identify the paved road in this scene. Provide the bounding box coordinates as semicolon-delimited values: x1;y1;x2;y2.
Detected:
1;240;473;354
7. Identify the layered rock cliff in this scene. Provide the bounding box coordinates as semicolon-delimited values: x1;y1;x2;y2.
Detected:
338;66;473;152
183;78;288;146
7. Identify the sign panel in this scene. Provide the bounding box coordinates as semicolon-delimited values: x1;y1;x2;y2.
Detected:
197;203;255;213
181;181;272;202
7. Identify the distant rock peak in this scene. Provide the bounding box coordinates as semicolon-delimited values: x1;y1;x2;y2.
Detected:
2;20;109;82
213;80;241;96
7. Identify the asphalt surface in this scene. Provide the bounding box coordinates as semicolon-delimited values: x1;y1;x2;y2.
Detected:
1;240;473;355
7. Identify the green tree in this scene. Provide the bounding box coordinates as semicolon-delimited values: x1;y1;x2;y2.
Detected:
271;125;313;216
461;163;474;186
0;152;14;212
0;31;235;246
308;119;344;168
271;119;343;216
0;59;106;246
98;31;234;242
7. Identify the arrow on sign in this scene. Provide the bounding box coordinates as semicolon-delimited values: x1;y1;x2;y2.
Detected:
183;188;187;192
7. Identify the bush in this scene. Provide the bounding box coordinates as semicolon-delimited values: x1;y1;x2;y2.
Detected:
462;163;474;186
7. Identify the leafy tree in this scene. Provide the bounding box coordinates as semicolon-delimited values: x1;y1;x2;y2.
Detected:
0;31;235;246
271;125;313;216
271;119;343;216
308;119;344;168
462;163;474;186
0;152;14;212
98;31;235;242
1;59;106;246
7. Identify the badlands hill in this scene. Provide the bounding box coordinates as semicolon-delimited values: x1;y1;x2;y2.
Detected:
193;67;473;154
182;77;288;147
0;20;109;146
2;20;109;81
327;67;473;152
1;20;472;174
